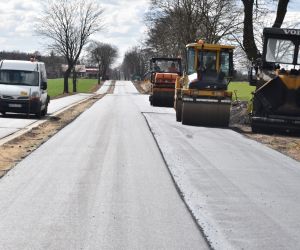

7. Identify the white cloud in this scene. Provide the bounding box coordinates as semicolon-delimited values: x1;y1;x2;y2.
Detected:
0;0;299;66
0;0;149;65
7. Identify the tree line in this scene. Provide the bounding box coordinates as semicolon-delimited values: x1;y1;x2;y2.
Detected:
122;0;291;80
0;0;291;90
0;50;66;79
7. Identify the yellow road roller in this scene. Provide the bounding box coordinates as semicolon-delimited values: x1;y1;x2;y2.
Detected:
174;40;235;126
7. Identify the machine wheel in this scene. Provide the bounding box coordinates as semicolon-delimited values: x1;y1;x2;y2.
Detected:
181;101;231;127
149;95;153;106
152;96;160;106
251;123;260;133
175;100;182;122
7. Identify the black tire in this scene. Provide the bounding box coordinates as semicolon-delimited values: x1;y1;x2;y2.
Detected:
41;105;48;117
175;100;182;122
1;111;6;116
251;125;259;133
149;95;153;106
152;96;159;106
36;108;42;118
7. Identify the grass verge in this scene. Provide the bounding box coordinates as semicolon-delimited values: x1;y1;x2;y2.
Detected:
228;81;256;102
48;78;100;98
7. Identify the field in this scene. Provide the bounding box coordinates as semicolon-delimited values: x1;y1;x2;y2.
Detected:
228;81;256;102
48;78;99;98
47;79;255;102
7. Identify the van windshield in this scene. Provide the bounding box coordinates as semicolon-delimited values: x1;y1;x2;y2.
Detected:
0;70;39;86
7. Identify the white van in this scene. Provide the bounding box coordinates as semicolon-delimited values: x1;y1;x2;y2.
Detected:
0;60;50;117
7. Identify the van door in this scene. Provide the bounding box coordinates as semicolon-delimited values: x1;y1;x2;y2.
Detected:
39;64;48;109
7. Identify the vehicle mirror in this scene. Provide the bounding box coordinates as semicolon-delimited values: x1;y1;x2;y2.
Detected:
248;67;257;86
41;81;47;90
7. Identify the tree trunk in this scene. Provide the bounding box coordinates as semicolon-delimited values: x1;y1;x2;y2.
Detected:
63;67;72;93
72;68;77;93
242;0;260;61
273;0;289;28
98;65;101;84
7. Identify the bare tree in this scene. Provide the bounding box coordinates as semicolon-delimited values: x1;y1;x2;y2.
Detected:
145;0;241;58
36;0;104;93
88;41;118;84
241;0;290;61
241;0;261;60
121;47;149;81
272;0;289;28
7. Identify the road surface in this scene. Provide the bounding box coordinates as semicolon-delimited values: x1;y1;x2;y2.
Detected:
1;80;300;249
0;81;208;249
143;104;300;249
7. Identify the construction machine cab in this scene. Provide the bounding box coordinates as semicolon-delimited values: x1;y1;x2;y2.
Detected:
150;58;182;79
249;27;300;133
249;28;300;85
263;28;300;68
185;41;234;90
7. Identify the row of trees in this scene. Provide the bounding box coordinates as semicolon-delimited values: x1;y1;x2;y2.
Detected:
122;0;292;80
0;50;66;78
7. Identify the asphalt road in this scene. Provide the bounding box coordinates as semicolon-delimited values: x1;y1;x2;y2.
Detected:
0;81;208;249
144;108;300;249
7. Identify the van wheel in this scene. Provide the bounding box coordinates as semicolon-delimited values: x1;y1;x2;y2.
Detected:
41;105;48;117
36;108;42;118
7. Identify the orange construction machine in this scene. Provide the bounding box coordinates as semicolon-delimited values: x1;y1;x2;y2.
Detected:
149;57;182;107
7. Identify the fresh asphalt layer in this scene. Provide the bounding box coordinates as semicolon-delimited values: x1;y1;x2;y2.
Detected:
0;81;209;249
1;80;300;249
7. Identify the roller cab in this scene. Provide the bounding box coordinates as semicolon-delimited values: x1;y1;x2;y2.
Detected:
149;57;182;107
175;41;235;126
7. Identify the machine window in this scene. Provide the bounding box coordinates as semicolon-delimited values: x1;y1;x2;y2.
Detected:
266;38;294;64
187;48;196;74
198;51;217;72
152;59;180;73
220;51;230;76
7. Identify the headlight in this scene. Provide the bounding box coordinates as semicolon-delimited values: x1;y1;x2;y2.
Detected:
30;91;40;100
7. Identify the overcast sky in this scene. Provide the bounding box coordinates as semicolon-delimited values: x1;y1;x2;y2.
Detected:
0;0;299;66
0;0;150;65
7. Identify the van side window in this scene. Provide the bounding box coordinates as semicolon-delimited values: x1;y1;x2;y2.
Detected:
40;64;47;83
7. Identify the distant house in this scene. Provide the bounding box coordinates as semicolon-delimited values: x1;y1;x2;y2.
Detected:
85;68;99;78
61;64;99;78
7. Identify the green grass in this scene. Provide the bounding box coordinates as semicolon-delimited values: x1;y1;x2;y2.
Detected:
228;81;256;102
47;78;99;98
